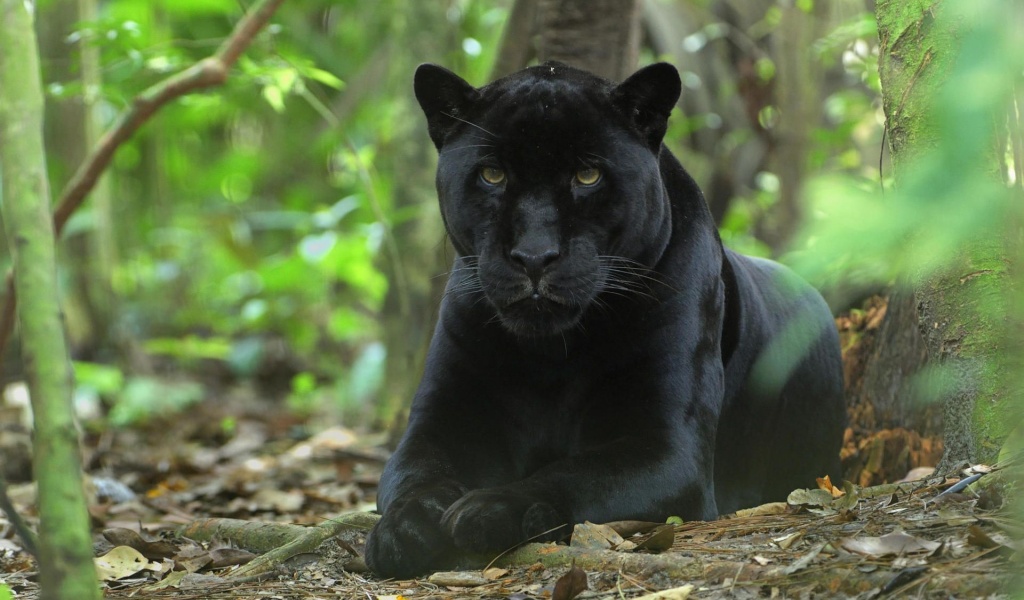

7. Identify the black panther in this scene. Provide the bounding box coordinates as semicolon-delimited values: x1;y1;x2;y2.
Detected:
363;62;845;578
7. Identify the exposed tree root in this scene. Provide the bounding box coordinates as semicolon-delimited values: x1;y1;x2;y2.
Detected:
179;513;379;581
178;512;707;582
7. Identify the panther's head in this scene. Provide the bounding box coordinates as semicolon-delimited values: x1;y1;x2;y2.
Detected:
414;62;682;337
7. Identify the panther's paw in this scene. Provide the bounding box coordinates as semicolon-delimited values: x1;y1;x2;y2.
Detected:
364;491;459;578
441;488;568;554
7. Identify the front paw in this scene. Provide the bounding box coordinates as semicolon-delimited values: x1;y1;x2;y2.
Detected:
364;492;459;579
441;488;568;554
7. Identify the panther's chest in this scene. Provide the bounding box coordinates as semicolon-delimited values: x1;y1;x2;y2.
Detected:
490;371;616;477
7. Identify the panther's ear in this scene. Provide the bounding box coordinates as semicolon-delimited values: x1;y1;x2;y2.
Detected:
414;64;480;150
612;63;681;149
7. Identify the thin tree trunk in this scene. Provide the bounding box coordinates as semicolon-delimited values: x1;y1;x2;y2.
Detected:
760;1;830;251
80;0;118;353
492;0;539;79
0;1;100;597
39;0;115;358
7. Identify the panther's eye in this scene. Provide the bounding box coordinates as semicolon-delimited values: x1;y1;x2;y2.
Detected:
575;168;601;186
480;167;506;185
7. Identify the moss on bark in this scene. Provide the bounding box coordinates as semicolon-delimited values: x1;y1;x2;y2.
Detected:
876;0;1018;466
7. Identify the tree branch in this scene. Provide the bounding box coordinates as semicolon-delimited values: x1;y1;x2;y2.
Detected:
0;0;287;376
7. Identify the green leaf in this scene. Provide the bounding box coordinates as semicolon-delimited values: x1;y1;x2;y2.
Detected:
153;0;235;15
304;67;344;89
262;85;285;112
272;67;299;92
144;336;232;360
73;361;125;395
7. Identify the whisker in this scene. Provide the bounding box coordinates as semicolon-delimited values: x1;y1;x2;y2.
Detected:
441;112;497;138
445;144;496;153
598;256;679;294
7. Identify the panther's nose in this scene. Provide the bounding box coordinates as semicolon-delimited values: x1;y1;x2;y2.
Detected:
510;247;560;282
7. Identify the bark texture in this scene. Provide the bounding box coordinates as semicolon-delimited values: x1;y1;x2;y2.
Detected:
536;0;641;81
760;1;830;250
0;1;99;597
492;0;642;82
850;290;935;434
876;0;1017;467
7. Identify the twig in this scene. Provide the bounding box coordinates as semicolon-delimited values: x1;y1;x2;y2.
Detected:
0;0;287;378
0;472;38;558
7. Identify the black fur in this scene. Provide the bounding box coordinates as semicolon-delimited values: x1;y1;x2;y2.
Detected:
364;62;845;578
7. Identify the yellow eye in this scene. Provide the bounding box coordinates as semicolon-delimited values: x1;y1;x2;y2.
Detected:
480;167;506;185
575;168;601;186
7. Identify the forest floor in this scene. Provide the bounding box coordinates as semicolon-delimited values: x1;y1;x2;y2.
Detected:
0;299;1020;599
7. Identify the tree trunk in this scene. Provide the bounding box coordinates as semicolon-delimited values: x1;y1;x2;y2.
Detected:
492;0;539;79
0;1;100;598
759;1;830;251
848;290;936;434
535;0;641;81
876;0;1021;468
38;0;116;359
493;0;644;82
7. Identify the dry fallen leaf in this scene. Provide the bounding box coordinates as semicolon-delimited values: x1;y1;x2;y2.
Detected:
482;567;508;580
551;564;588;600
208;547;255;568
95;546;162;581
840;531;941;558
427;571;488;587
832;481;860;510
636;524;675;552
732;502;789;518
787;488;834;508
571;521;624;550
102;528;178;559
816;475;845;498
966;525;1001;549
603;520;663;537
142;569;188;591
772;530;804;550
173;544;213;574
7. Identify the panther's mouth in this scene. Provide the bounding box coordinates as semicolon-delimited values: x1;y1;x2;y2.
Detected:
505;286;574;307
495;289;584;337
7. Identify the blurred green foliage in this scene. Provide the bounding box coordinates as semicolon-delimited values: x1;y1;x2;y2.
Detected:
790;2;1022;296
36;0;510;424
791;1;1023;467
